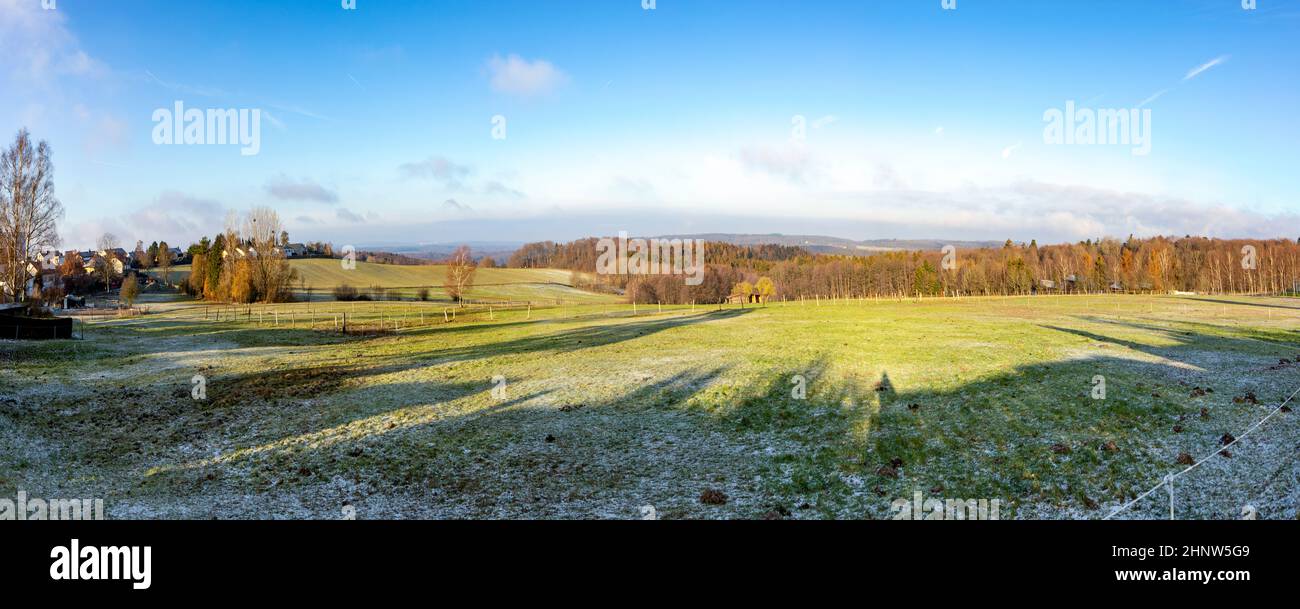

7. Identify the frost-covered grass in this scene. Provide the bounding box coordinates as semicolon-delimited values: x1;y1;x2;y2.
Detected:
2;294;1297;519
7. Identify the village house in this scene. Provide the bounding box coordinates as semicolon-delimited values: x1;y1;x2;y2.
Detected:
0;262;41;302
726;293;762;305
40;250;64;268
83;251;125;276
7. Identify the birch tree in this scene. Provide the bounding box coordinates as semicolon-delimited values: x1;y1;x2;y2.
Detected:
0;129;64;302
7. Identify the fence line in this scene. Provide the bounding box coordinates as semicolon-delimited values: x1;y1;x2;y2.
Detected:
1103;384;1300;519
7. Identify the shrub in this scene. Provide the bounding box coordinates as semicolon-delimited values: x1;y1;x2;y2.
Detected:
417;288;430;301
333;284;360;301
121;273;141;307
229;261;256;303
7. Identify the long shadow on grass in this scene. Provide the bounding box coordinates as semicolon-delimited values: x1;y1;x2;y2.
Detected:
1181;296;1300;311
7;362;494;467
22;309;1296;519
12;309;756;470
833;321;1300;519
141;365;745;518
133;309;757;406
95;308;752;360
1073;316;1300;351
88;318;351;351
382;308;755;366
688;320;1300;519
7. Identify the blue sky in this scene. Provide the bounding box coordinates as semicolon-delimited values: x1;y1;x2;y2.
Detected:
2;0;1298;249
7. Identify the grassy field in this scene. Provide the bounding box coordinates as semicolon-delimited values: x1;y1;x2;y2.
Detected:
2;293;1298;519
148;259;619;304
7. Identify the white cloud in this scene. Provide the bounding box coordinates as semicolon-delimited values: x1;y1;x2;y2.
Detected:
483;180;525;199
143;69;230;98
65;191;225;249
399;156;473;190
609;176;657;200
265;174;339;204
738;144;813;182
442;198;472;213
872;163;906;190
0;0;106;83
1184;55;1229;81
262;110;287;131
811;115;839;129
486;54;567;96
336;208;366;223
717;181;1299;243
1137;89;1167;108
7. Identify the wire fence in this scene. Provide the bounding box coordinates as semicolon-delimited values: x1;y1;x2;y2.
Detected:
1103;384;1300;520
86;299;694;335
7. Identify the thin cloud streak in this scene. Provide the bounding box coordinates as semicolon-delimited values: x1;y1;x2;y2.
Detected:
1184;55;1229;81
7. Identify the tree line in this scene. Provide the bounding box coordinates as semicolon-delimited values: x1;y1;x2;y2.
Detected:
182;207;299;303
505;235;1300;304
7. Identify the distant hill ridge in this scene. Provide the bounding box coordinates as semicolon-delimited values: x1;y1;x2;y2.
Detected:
653;233;1002;255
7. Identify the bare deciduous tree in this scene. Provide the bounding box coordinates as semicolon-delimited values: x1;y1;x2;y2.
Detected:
0;129;64;302
95;233;120;288
443;245;477;304
243;207;298;302
133;240;146;269
156;240;172;285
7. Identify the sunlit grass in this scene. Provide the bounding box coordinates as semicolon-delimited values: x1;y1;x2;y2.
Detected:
3;293;1297;519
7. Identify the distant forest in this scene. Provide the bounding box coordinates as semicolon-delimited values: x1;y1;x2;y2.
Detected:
505;236;1300;304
